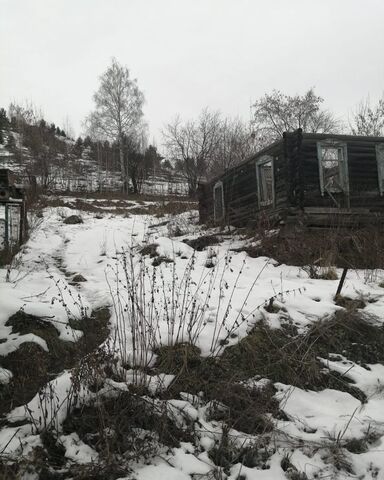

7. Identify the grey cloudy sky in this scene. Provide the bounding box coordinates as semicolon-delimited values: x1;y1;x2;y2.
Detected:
1;0;384;144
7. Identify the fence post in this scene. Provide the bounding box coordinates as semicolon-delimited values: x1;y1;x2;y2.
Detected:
335;268;348;299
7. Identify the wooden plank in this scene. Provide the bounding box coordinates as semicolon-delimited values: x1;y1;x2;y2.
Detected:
302;132;384;143
304;207;371;214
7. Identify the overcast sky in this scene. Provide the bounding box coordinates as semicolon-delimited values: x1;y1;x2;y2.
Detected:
1;0;384;145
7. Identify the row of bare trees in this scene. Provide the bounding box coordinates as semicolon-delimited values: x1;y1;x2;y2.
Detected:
83;58;384;197
162;110;256;195
163;90;384;195
4;58;384;197
162;89;341;195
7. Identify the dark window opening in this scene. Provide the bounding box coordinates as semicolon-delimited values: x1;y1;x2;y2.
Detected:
317;143;349;196
256;158;274;206
214;182;224;222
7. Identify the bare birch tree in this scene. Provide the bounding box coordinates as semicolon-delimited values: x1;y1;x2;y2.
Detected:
86;58;145;193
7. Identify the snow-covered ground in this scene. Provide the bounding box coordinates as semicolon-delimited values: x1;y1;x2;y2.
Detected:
1;199;384;478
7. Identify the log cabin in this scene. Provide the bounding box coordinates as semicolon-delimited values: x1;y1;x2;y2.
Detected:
198;129;384;228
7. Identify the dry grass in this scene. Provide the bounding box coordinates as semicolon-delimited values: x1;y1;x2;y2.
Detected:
240;227;384;270
0;308;110;416
63;390;191;464
154;310;382;415
2;297;382;477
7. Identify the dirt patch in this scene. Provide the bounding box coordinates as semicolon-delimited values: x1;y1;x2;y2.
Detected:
3;312;78;406
208;427;272;473
63;391;191;461
40;431;66;468
139;243;174;266
150;200;196;217
306;310;384;367
154;343;279;434
221;324;366;403
154;313;379;419
0;308;110;416
139;243;159;257
63;215;83;225
72;273;87;282
6;312;60;339
0;461;19;480
208;383;277;434
0;342;51;412
183;234;220;251
334;295;366;310
66;464;128;480
152;256;174;267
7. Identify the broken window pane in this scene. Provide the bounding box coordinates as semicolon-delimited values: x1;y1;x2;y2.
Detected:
321;147;343;192
258;160;273;205
318;144;349;195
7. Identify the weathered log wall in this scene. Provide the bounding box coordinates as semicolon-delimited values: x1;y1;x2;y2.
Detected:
300;134;384;210
199;141;288;227
198;130;384;227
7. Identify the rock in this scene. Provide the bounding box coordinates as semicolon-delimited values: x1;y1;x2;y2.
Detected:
64;215;83;225
72;274;87;282
183;235;220;251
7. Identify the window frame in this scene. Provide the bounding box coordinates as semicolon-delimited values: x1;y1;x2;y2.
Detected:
376;143;384;196
213;180;225;222
255;155;275;207
317;140;349;196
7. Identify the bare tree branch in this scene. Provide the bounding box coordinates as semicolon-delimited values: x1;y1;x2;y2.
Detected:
252;89;342;147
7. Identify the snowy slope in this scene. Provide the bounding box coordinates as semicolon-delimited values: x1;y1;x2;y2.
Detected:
1;198;384;478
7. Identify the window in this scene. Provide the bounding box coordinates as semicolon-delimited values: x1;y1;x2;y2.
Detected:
256;156;274;206
376;144;384;196
317;142;349;195
213;181;224;222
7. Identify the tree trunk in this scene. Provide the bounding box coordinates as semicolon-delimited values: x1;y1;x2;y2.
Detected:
188;174;197;197
132;174;138;194
119;134;129;195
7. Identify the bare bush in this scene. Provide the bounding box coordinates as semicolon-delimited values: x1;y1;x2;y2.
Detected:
350;95;384;136
252;88;341;147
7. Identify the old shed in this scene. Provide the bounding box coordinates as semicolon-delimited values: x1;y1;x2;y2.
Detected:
198;129;384;228
0;169;26;251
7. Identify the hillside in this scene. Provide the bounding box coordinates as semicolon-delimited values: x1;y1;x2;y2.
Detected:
0;194;384;479
0;109;187;196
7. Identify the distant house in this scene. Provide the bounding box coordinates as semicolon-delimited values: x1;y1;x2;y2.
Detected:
198;129;384;228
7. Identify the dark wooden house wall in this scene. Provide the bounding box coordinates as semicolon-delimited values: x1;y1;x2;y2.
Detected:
223;160;258;225
199;142;289;226
198;130;384;226
298;134;383;210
